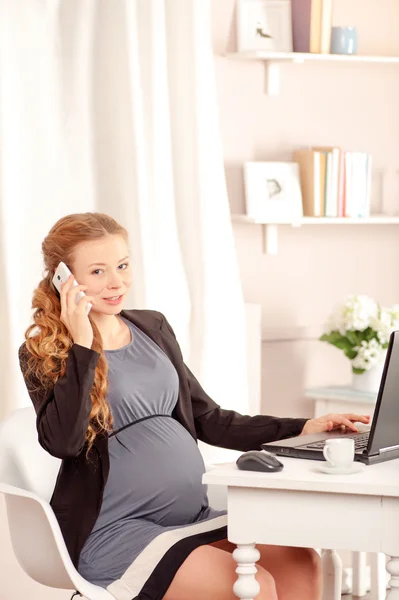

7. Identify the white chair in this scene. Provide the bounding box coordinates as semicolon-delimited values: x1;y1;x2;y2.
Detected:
0;407;232;599
0;407;116;599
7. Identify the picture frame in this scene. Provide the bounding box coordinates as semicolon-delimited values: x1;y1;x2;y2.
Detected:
244;162;303;221
236;0;293;53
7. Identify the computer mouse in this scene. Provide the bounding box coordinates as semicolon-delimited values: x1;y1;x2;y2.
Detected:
236;450;284;473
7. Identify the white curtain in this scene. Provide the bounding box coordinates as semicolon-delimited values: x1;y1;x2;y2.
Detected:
0;0;248;424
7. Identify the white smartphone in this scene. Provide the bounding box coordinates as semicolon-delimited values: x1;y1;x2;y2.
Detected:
52;262;92;316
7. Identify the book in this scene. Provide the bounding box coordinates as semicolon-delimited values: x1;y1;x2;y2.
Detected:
352;153;370;217
320;0;333;54
325;152;334;216
365;154;372;217
337;150;346;217
293;149;322;216
343;152;371;217
313;146;341;216
319;152;327;215
291;0;323;53
344;152;353;217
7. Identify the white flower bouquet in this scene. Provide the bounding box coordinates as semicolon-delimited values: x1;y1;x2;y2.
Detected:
320;295;399;374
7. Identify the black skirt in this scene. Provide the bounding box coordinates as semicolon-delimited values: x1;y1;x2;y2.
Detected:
106;514;227;600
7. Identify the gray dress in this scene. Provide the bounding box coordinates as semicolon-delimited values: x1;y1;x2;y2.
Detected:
78;317;226;596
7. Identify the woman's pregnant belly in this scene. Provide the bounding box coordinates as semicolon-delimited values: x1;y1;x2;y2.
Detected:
92;416;208;532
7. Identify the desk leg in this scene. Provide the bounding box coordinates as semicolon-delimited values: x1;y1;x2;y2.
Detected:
321;549;342;600
232;544;260;600
352;551;368;596
370;553;387;600
386;556;399;599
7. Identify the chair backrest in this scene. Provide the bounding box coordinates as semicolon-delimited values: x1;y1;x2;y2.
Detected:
0;407;61;502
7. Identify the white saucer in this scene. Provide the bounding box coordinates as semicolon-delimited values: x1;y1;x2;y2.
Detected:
317;463;365;475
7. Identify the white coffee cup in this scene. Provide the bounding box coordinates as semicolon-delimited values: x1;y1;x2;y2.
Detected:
322;438;355;469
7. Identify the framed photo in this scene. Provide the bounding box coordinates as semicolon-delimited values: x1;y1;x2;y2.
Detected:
244;162;303;221
237;0;293;52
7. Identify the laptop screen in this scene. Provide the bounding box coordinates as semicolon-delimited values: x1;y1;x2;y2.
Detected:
369;330;399;455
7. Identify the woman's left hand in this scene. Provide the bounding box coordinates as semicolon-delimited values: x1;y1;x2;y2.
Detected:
300;413;371;436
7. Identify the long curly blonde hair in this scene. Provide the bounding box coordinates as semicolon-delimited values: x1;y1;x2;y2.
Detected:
23;212;129;452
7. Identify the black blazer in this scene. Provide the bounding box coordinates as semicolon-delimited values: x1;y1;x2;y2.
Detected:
19;309;308;568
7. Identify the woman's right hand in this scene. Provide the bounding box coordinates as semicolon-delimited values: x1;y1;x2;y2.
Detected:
60;274;95;349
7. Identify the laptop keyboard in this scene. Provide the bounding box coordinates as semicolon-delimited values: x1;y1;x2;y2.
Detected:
305;432;370;452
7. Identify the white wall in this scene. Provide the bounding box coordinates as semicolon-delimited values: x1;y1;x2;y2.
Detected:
212;0;399;420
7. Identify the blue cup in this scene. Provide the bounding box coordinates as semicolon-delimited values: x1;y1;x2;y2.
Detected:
330;26;358;55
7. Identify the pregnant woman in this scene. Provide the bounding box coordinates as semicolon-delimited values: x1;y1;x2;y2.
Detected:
19;212;369;600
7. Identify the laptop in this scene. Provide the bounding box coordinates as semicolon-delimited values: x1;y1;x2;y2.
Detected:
262;330;399;465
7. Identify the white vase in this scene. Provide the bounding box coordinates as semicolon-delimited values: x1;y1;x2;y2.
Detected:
351;355;386;393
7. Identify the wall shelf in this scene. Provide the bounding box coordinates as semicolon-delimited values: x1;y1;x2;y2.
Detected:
232;214;399;255
227;51;399;65
226;51;399;95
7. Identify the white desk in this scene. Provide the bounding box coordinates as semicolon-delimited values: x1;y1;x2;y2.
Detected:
203;457;399;600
